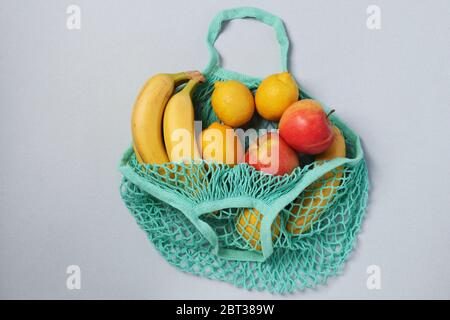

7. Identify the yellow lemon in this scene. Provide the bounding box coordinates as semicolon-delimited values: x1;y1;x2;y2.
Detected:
211;80;255;127
255;72;299;121
200;122;244;166
236;208;281;251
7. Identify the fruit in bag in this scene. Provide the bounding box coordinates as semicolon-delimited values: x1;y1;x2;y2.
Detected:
255;72;299;121
236;208;281;251
244;132;299;176
211;80;255;127
286;126;346;234
279;99;335;155
200;122;244;166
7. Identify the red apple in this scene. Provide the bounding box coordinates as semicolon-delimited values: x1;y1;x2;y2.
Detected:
245;132;299;176
279;99;335;154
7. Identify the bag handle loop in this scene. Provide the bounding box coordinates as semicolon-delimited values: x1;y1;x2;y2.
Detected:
205;7;290;73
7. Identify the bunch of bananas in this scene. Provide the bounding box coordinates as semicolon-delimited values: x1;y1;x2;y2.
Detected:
131;71;204;165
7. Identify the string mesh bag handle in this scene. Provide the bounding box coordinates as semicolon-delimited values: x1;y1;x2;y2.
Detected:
204;6;289;76
119;7;369;293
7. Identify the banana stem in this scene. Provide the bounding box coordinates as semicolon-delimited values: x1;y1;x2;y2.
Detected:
170;71;205;86
182;75;205;97
170;72;191;85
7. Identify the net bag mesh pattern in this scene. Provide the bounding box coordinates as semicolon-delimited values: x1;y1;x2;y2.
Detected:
118;7;369;293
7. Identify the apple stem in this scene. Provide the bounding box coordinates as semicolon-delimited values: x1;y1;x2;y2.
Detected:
326;109;335;118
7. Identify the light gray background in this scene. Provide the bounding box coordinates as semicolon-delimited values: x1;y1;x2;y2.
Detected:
1;0;449;299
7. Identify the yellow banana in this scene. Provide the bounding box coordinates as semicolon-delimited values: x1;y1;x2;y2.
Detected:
132;144;144;163
286;125;346;234
131;71;199;164
163;76;204;163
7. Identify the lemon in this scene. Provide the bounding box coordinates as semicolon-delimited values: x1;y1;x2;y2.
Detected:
255;72;299;121
211;80;255;127
236;208;281;251
200;122;244;166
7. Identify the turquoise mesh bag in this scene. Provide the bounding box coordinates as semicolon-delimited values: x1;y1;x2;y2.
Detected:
119;7;369;293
